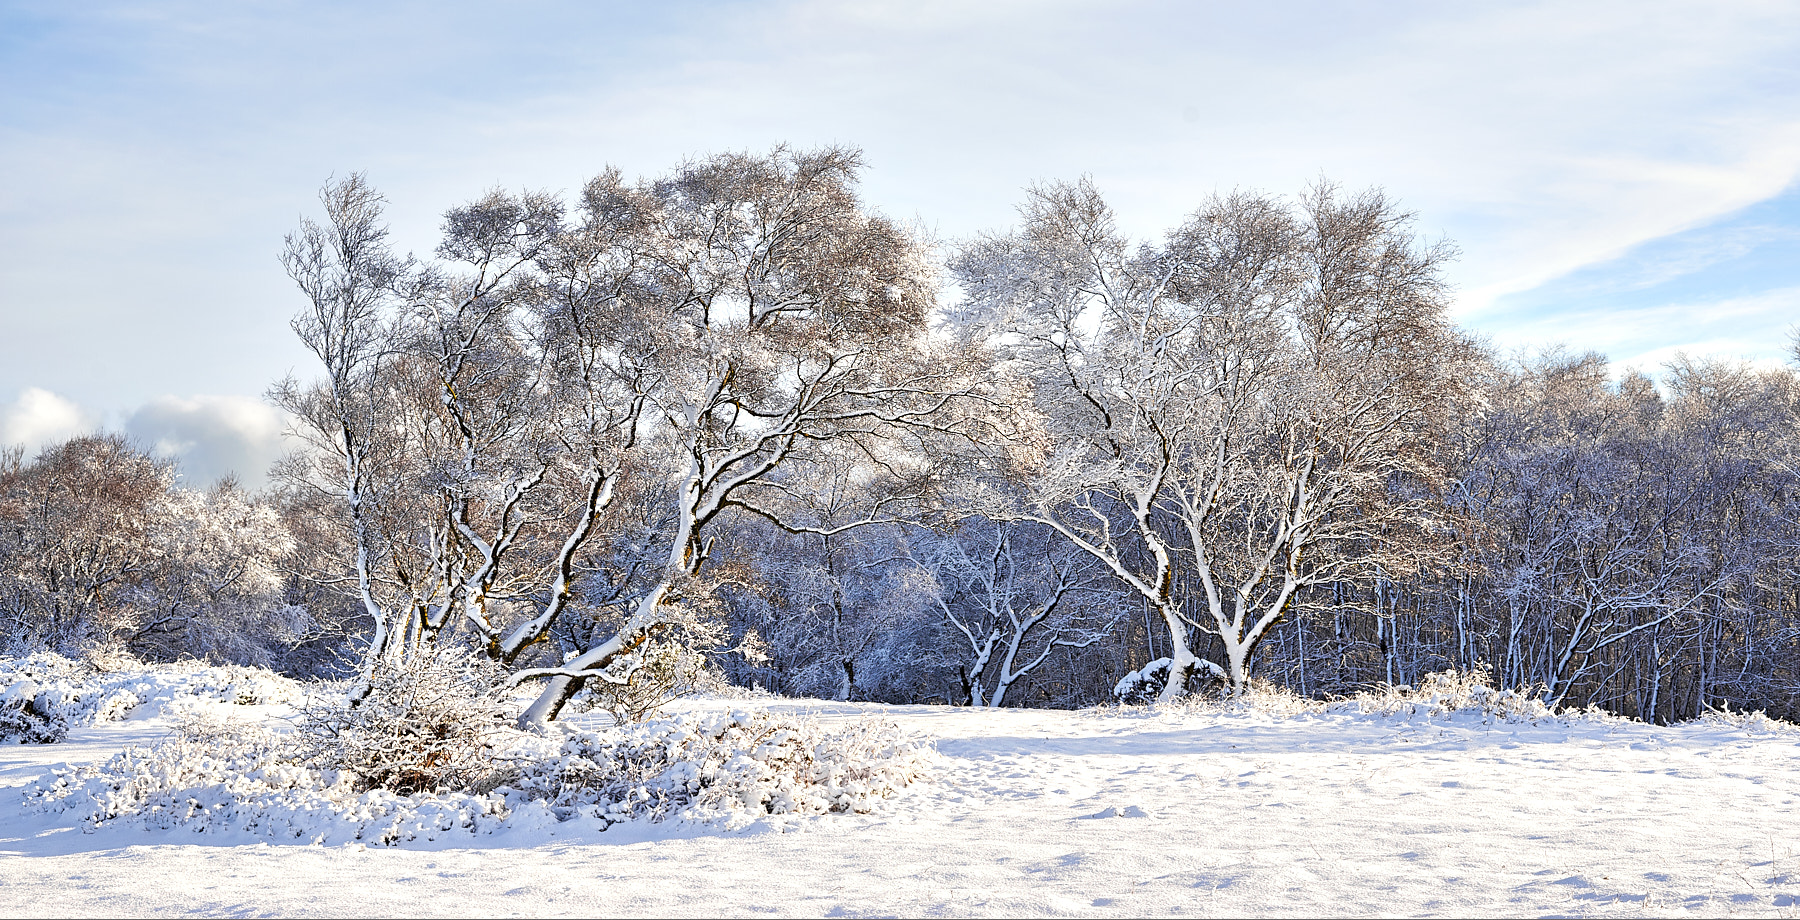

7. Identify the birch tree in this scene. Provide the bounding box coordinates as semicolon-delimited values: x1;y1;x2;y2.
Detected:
274;178;645;694
954;180;1462;698
272;175;413;696
503;147;973;725
910;517;1120;707
405;189;565;656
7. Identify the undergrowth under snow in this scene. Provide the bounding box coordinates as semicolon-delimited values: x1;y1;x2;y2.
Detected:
1165;669;1572;722
0;651;303;743
22;709;934;845
1124;669;1799;736
18;667;1734;850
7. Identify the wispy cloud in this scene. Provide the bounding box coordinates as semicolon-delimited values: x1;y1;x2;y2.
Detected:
1486;285;1800;373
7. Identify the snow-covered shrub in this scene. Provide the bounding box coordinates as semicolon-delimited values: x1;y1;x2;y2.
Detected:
500;710;933;826
1;652;141;742
23;707;933;845
292;646;513;794
1346;669;1558;722
572;631;726;725
176;664;304;706
0;650;90;687
1692;704;1799;735
1;653;82;742
1;684;70;743
0;651;303;744
1102;668;1570;724
22;714;513;845
1112;658;1228;705
1113;658;1172;705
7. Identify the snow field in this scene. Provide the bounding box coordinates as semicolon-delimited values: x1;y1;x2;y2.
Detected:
2;672;1799;917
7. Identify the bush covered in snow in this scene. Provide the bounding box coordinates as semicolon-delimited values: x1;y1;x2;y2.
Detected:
1343;669;1563;722
0;651;302;744
1690;703;1800;735
1112;658;1235;704
1109;668;1588;725
567;627;730;725
22;715;509;845
1112;658;1182;704
1111;658;1168;705
1;653;134;742
22;707;934;846
293;647;512;794
498;710;934;826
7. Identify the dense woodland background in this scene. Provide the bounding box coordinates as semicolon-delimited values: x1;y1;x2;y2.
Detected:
5;146;1797;724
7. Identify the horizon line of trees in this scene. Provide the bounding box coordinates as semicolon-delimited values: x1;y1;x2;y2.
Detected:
3;144;1797;725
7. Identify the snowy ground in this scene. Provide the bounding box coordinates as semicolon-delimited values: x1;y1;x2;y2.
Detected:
4;688;1800;917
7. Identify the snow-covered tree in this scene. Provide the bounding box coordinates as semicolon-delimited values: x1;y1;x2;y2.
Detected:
515;148;978;724
125;479;307;667
0;437;302;665
954;180;1464;699
272;174;416;695
910;517;1121;707
0;435;173;652
274;149;980;723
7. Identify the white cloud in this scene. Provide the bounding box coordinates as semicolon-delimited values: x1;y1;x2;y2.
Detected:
0;388;99;456
123;395;289;489
1451;128;1800;317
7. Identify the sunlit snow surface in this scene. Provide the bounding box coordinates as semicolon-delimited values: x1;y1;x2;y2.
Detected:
3;691;1799;917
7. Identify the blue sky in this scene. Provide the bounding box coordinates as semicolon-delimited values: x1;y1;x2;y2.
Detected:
1481;181;1800;370
2;0;1797;485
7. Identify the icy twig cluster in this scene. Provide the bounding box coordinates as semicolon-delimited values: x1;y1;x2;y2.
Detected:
291;646;513;795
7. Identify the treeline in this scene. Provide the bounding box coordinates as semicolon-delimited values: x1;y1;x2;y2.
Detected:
4;145;1796;723
0;435;332;670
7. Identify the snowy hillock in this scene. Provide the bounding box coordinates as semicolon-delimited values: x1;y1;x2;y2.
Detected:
22;708;935;847
0;652;304;744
